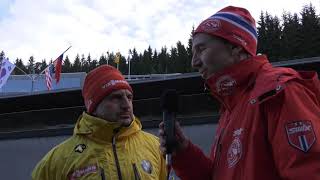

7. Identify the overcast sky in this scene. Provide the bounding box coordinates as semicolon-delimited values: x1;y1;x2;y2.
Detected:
1;0;319;63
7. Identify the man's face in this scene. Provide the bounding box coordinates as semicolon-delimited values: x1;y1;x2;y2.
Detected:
93;89;134;126
192;33;235;79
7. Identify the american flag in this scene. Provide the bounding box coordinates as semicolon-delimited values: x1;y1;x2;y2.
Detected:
45;64;54;90
42;46;71;90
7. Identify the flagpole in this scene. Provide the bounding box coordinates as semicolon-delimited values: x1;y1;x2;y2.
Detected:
31;64;36;93
0;57;3;83
128;57;131;80
61;45;72;55
14;65;30;76
0;58;3;91
128;53;131;80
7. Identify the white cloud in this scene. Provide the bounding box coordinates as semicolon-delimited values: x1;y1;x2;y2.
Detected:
0;0;319;64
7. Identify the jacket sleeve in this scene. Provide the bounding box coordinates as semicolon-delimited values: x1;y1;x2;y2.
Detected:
263;81;320;179
172;140;214;180
31;152;52;180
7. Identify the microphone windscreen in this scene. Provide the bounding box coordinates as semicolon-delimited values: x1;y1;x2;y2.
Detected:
160;89;179;112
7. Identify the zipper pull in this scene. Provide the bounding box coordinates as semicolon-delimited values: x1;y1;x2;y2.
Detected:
132;163;141;180
100;167;106;180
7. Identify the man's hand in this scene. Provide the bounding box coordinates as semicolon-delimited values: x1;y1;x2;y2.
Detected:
159;121;189;155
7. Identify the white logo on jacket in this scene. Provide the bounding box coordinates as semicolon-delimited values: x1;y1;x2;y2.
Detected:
141;160;152;174
227;128;243;168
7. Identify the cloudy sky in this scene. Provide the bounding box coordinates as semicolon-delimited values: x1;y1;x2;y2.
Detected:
0;0;319;63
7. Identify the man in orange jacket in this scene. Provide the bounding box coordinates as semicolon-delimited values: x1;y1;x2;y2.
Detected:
159;6;320;180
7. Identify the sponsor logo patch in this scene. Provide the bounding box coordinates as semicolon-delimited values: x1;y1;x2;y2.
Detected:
201;19;221;32
68;164;98;180
285;121;316;152
216;75;237;96
227;128;243;168
232;34;247;46
102;79;128;89
141;160;152;174
74;144;87;153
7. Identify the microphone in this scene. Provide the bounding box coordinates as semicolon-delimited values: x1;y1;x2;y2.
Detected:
160;89;179;167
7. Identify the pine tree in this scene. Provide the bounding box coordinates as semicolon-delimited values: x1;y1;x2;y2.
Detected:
119;53;128;74
39;59;48;72
13;58;27;75
142;46;153;74
90;59;98;71
169;46;178;73
34;62;43;74
257;12;267;55
187;27;194;72
176;41;189;73
264;13;282;61
80;54;89;72
63;55;72;73
0;51;5;62
27;56;35;74
72;54;81;72
152;49;159;73
281;12;301;59
99;54;108;65
300;4;320;57
158;47;169;73
129;48;140;74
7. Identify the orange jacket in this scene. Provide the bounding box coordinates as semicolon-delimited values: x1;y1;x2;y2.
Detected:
173;55;320;180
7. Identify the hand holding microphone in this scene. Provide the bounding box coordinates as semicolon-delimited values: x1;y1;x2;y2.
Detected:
159;90;189;164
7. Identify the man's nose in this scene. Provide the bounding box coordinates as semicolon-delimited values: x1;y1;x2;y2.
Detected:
121;96;131;109
192;54;201;68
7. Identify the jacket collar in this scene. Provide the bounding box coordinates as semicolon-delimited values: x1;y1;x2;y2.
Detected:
206;55;269;111
74;112;141;143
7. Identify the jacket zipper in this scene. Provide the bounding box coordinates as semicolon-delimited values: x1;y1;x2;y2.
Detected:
132;163;141;180
112;132;122;180
100;167;106;180
214;128;224;168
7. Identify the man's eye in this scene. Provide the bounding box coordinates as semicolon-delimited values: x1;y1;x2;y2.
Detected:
199;46;206;52
127;95;133;100
111;95;121;100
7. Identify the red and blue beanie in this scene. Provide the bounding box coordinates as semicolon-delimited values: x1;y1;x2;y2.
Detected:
195;6;257;56
82;65;133;113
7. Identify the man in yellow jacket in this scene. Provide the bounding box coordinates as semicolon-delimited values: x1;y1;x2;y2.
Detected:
32;65;166;180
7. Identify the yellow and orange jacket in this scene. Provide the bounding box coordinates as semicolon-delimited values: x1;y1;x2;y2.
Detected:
32;112;166;180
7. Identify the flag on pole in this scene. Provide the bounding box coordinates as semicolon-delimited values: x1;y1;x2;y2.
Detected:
114;52;120;64
53;54;63;83
45;64;54;90
0;58;15;89
41;46;71;89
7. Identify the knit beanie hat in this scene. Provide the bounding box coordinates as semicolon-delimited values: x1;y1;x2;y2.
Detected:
195;6;257;56
82;65;133;113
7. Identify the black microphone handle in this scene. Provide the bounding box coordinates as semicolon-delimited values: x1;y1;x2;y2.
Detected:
163;110;176;154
